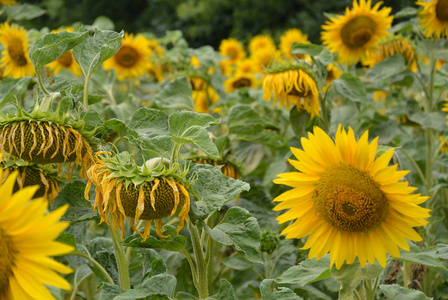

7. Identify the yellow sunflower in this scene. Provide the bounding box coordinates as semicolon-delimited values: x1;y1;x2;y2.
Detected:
279;28;310;60
0;0;16;5
103;33;152;80
417;0;448;38
263;61;320;117
147;38;164;56
326;64;343;85
439;136;448;153
249;35;276;55
47;27;82;76
0;168;73;299
0;22;34;78
321;0;393;65
224;72;258;92
252;47;280;72
236;58;258;74
443;100;448;125
193;87;220;114
273;125;430;269
219;38;246;63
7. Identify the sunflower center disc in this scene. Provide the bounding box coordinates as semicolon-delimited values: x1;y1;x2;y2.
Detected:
436;0;448;21
116;46;139;68
58;52;73;67
232;78;252;89
315;164;388;232
8;39;27;66
341;16;377;48
0;228;15;294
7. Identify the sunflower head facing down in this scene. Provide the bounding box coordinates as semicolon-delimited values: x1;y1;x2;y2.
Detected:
85;151;191;241
263;60;320;118
417;0;448;38
0;166;73;299
0;22;34;78
273;125;430;269
103;33;152;80
321;0;393;65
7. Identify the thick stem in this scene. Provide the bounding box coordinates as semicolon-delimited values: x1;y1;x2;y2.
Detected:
36;67;50;96
403;261;412;288
83;74;91;109
189;222;209;299
206;236;215;294
109;224;130;290
181;249;199;289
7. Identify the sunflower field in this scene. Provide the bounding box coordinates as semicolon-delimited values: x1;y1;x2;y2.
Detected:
1;0;448;299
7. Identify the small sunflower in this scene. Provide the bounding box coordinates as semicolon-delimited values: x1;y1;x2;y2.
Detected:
443;100;448;125
439;136;448;153
147;38;164;56
0;0;16;5
364;35;416;70
325;64;343;85
224;72;258;92
0;167;73;299
279;28;310;60
236;58;258;74
103;33;152;80
321;0;393;64
219;60;234;76
193;157;240;180
219;38;246;63
85;152;191;241
417;0;448;38
252;47;280;72
273;125;430;269
263;61;320;117
47;27;82;76
147;61;164;82
0;22;34;78
249;35;276;55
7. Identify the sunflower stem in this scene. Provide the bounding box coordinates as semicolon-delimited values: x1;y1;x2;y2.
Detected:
403;261;412;288
83;73;91;109
36;67;50;96
108;224;130;290
69;252;114;285
189;221;209;299
181;249;200;291
398;148;426;187
318;91;329;132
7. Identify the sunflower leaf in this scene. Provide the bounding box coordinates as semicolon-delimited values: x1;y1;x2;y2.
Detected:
123;225;187;253
291;42;323;56
260;279;303;300
97;283;126;298
204;207;262;263
128;107;169;138
393;242;448;271
141;274;177;298
0;77;33;106
276;256;331;286
30;30;90;70
208;278;238;300
379;284;432;300
332;73;366;103
72;29;124;78
154;77;195;110
4;3;45;21
365;56;407;82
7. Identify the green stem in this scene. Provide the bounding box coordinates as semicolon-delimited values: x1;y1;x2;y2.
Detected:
425;129;433;198
68;252;114;284
318;90;330;132
181;249;199;290
36;67;50;96
398;148;426;186
83;74;91;109
432;136;448;163
206;236;215;294
403;261;412;288
364;279;374;300
109;224;130;290
189;222;209;299
70;272;93;300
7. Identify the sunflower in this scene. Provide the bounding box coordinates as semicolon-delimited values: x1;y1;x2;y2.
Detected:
0;167;73;299
252;47;280;72
326;64;343;85
417;0;448;38
236;58;258;74
279;28;310;60
263;61;320;117
321;0;393;65
193;158;240;180
0;0;16;5
273;125;430;269
439;136;448;153
193;87;220;114
85;152;191;241
249;35;276;55
103;33;152;80
224;72;258;92
219;38;246;63
443;100;448;125
47;27;82;76
0;22;34;78
1;160;60;203
147;38;164;56
147;61;164;82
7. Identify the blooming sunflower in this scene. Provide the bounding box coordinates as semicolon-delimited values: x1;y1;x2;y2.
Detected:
236;58;258;74
85;152;191;241
321;0;393;65
252;47;280;72
263;61;320;117
103;33;152;80
443;100;448;125
224;72;258;92
326;64;343;85
193;87;220;114
47;27;82;76
417;0;448;38
0;167;73;299
0;22;34;78
279;28;310;60
0;0;16;5
219;38;246;63
273;125;430;269
249;35;276;55
439;136;448;153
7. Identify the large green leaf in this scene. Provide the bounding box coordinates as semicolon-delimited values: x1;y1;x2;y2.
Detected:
4;3;45;21
72;29;124;77
393;243;448;271
169;110;220;158
208;279;238;300
123;225;187;253
365;55;407;82
408;111;447;131
204;207;262;263
128;107;169;138
276;256;331;286
0;77;33;106
30;30;89;70
260;279;303;300
332;73;366;102
141;274;177;298
379;284;432;300
291;42;323;56
154;77;195;110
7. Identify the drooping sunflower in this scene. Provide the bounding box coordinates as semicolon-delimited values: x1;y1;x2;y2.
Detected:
219;38;246;63
279;28;310;60
321;0;393;65
0;167;73;299
273;125;430;269
417;0;448;38
0;22;34;78
263;61;320;117
47;27;82;76
147;38;164;56
249;35;276;55
85;152;191;241
224;72;258;92
1;159;60;203
103;33;152;80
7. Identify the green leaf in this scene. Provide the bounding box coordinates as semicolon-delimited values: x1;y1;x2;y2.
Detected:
56;232;77;250
72;29;124;77
332;73;366;102
128;135;174;159
113;286;152;300
379;284;433;300
260;279;303;300
291;42;323;56
365;56;407;82
222;257;254;271
169;110;220;158
128;107;169;138
176;292;199;299
30;30;90;70
289;108;311;138
0;77;33;106
141;274;177;298
4;3;45;21
92;16;115;31
105;119;136;138
395;7;418;18
408;111;447;131
276;256;331;286
204;207;262;263
98;282;125;298
123;225;187;253
207;279;238;300
188;164;250;216
393;243;448;271
154;77;195;110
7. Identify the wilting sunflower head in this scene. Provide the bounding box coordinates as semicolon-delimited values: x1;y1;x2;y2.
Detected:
0;22;34;78
279;28;310;60
249;35;276;55
219;38;246;63
273;125;430;269
103;32;152;80
85;151;191;241
1;158;60;203
47;27;82;76
363;35;415;70
321;0;393;65
0;166;73;299
263;60;320;117
224;72;258;92
417;0;448;38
